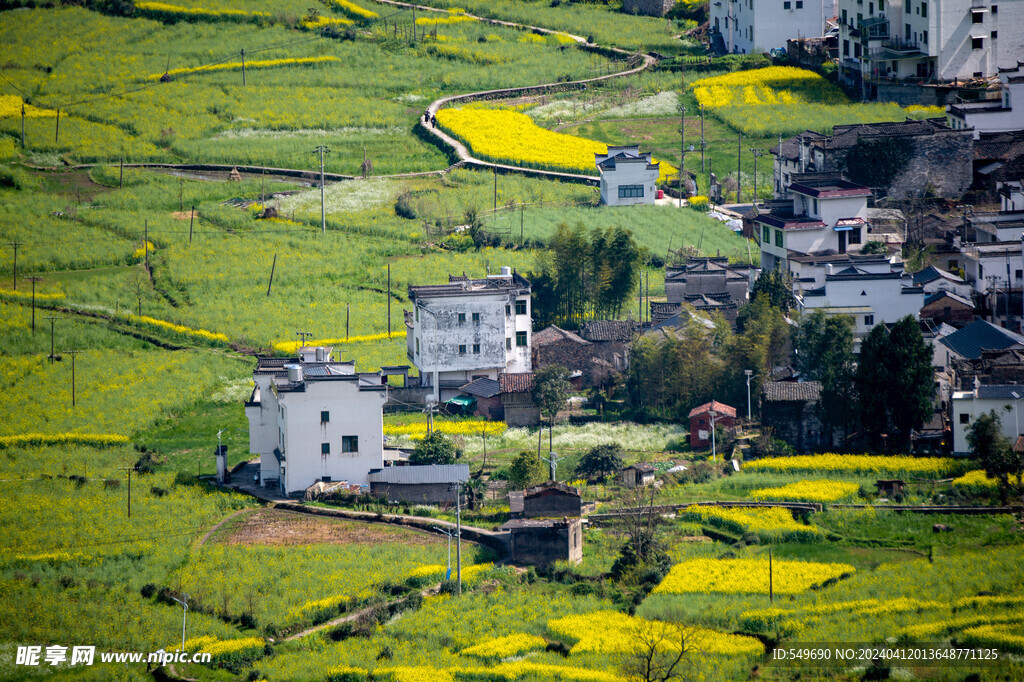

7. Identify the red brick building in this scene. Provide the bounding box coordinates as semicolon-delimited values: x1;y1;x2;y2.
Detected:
688;400;736;449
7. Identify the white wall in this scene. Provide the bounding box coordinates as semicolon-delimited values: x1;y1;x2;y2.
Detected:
600;161;659;206
713;0;834;53
963;250;1024;293
951;392;1024;454
802;275;924;328
278;380;386;493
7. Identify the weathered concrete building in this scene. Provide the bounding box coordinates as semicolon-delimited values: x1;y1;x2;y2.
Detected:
367;464;470;504
500;518;583;566
407;269;532;402
620;463;656;487
245;349;388;496
532;326;593;374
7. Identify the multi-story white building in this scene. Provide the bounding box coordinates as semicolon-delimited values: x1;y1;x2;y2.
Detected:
799;263;925;335
407;269;532;402
595;146;660;206
948;64;1024;138
756;177;873;273
838;0;1024;91
710;0;837;54
245;348;388;496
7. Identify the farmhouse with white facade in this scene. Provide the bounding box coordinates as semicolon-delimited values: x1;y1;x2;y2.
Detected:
947;64;1024;138
245;348;388;496
407;269;532;402
596;146;660;206
951;383;1024;454
709;0;836;55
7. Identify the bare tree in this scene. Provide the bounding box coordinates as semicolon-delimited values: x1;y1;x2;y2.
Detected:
623;619;705;682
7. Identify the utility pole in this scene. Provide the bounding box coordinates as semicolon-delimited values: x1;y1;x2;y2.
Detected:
240;49;246;86
679;68;685;207
54;109;59;143
25;276;42;333
7;241;21;290
744;369;753;421
188;205;195;244
44;315;58;363
454;483;462;594
700;104;705;172
64;349;82;407
345;302;350;340
296;330;313;347
313;145;330;234
493;166;497;212
737;132;742;203
119;465;134;519
749;148;764;205
178;177;184;211
387;263;392;335
267;253;277;297
20;103;25;149
520;203;524;244
119;158;124;189
769;547;774;603
143;221;149;272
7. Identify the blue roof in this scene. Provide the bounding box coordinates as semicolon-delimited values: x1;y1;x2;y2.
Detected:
938;319;1024;359
913;265;963;285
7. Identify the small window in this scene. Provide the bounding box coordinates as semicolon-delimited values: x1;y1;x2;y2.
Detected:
763;225;770;243
991;4;997;14
1015;269;1021;280
796;0;803;7
473;343;480;354
458;312;466;324
923;30;928;44
617;185;644;199
783;1;790;8
459;344;467;354
321;442;330;455
991;31;997;39
904;0;909;11
920;1;926;17
812;198;818;214
864;314;875;326
515;300;527;315
905;23;911;40
959;413;970;425
321;410;330;423
849;229;862;245
775;229;784;248
472;312;480;323
342;436;358;453
843;39;850;57
869;1;873;12
854;42;862;58
506;337;512;350
879;0;884;10
516;331;527;347
505;304;511;316
416;338;420;355
972;36;984;49
971;9;983;22
842;9;848;24
415;307;419;322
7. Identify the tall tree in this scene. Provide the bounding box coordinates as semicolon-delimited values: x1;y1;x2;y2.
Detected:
795;310;857;438
966;411;1022;504
726;294;790;412
533;364;572;452
856;324;893;449
750;266;796;313
887;316;934;449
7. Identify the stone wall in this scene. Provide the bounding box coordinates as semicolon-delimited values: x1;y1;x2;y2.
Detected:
533;339;593;374
622;0;674;17
370;482;457;504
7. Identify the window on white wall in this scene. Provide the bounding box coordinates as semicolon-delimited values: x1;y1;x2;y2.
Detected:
342;436;358;453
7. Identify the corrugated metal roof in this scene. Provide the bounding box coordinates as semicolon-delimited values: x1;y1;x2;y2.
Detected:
367;464;469;485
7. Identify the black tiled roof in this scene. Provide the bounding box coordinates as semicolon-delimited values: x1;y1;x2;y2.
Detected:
459;377;501;399
580;320;639;342
762;381;822;402
938;320;1024;360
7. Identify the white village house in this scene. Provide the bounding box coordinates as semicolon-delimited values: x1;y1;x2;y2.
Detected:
710;0;836;55
951;383;1024;454
947;64;1024;138
596;145;660;206
245;348;388;496
407;269;532;402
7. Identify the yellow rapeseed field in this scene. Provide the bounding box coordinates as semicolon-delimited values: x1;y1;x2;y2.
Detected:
745;454;959;476
273;330;404;355
951;469;998;488
129;315;229;343
654;557;855;595
461;633;547;659
679;505;821;540
0;95;56;119
435;108;676;182
147;56;340;81
547;611;764;655
384;422;507;437
324;0;378;20
749;479;861;503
